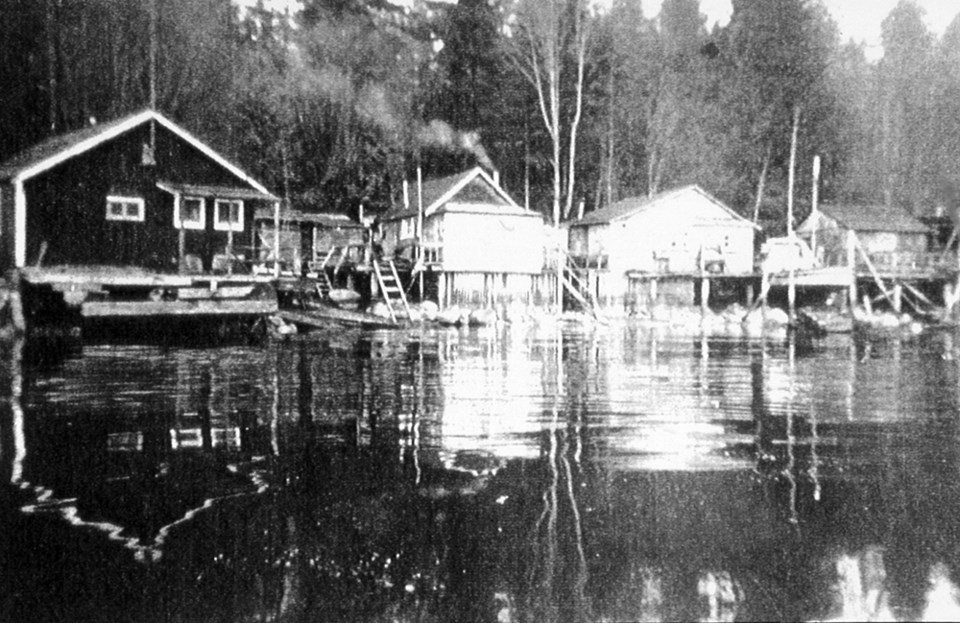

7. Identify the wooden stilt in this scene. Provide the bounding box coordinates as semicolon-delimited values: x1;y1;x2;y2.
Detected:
847;230;857;317
700;277;710;322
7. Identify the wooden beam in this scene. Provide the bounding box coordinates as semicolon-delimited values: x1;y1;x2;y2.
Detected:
81;299;277;318
853;235;897;309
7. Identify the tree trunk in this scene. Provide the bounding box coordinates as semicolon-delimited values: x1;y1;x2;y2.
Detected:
46;0;58;133
562;2;588;220
752;143;772;224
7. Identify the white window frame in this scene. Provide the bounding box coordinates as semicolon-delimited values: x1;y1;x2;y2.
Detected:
105;195;145;222
176;196;206;230
213;199;244;232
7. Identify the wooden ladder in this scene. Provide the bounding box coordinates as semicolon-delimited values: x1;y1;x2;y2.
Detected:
373;259;411;322
315;269;333;300
560;254;602;320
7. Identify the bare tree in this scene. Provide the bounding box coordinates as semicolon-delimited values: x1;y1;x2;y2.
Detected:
506;0;592;226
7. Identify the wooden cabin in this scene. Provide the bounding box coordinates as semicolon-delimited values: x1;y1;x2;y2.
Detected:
379;167;550;307
567;185;758;310
0;109;281;322
796;204;935;277
252;207;367;275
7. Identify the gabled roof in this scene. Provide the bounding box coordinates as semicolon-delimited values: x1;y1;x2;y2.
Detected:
381;167;533;221
0;109;275;198
811;204;929;234
572;185;759;229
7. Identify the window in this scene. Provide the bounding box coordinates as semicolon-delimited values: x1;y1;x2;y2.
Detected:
214;199;244;232
105;196;144;222
400;217;415;240
176;196;205;230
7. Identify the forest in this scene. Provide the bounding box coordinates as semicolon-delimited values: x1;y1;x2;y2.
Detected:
2;0;959;234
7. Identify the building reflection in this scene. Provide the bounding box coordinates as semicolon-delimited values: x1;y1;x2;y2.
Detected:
3;325;960;621
1;340;272;563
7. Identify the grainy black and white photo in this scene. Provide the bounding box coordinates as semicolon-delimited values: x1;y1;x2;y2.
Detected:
2;0;960;621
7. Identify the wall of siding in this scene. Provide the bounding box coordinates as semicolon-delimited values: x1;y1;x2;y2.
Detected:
21;123;264;272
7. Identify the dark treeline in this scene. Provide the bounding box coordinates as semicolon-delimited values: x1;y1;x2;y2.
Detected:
2;0;959;232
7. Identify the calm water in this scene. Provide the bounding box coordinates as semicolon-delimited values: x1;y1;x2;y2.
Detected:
2;321;960;622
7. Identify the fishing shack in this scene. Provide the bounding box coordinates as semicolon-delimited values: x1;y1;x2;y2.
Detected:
567;185;759;312
795;203;950;314
0;108;281;328
379;167;550;308
252;207;367;276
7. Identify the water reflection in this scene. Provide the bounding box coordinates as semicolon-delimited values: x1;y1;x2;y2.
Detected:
1;325;960;621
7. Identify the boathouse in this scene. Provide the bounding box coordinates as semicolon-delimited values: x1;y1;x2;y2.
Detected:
0;109;281;323
796;204;933;275
379;167;550;307
567;185;759;311
792;204;956;315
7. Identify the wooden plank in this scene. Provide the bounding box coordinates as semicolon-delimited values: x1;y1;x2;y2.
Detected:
279;307;396;329
22;267;277;288
178;286;256;300
854;236;898;309
81;299;277;318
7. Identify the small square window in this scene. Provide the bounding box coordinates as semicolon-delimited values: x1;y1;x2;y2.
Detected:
177;196;205;230
214;199;244;232
105;196;144;222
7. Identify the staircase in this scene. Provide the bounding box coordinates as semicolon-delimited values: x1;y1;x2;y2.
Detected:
559;253;602;320
315;269;333;300
372;259;411;322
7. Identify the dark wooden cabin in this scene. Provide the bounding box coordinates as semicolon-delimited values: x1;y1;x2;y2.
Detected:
0;109;279;274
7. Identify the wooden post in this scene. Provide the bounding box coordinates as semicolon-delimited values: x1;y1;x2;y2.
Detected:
761;271;769;323
650;277;658;308
811;155;820;255
227;225;234;276
847;229;857;316
700;277;710;322
273;200;281;279
438;272;447;309
417;167;424;304
892;282;902;314
786;107;800;325
175;193;186;273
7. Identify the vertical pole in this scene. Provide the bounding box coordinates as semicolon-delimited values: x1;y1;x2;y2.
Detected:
761;270;769;324
847;230;857;317
699;245;708;324
417;167;424;303
700;277;710;323
175;193;185;272
786;106;800;325
893;283;902;314
227;224;234;276
811;155;820;258
274;200;281;279
46;0;58;133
